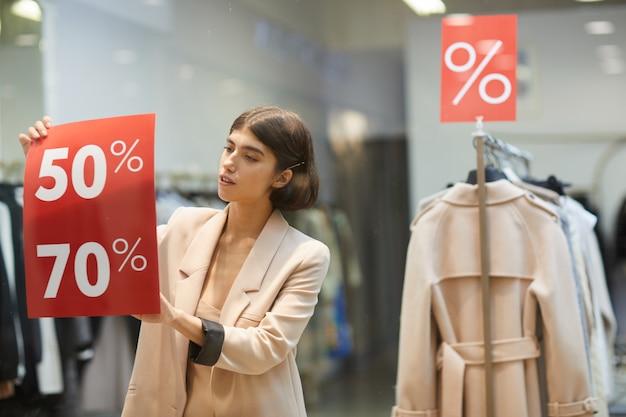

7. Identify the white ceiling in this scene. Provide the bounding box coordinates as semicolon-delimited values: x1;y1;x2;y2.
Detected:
231;0;626;51
442;0;626;14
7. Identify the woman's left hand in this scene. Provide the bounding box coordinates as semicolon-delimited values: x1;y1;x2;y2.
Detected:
133;292;181;325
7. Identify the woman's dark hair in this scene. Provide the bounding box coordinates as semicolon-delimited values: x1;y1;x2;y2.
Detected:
229;105;319;211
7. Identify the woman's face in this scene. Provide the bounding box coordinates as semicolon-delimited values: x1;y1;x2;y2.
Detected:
217;126;286;205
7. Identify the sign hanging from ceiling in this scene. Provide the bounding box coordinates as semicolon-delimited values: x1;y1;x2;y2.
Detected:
440;14;518;122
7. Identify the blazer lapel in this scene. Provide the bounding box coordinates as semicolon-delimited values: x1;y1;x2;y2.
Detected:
220;209;289;326
175;206;229;314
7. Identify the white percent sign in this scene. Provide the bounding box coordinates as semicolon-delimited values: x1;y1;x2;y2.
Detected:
444;40;512;106
110;138;144;173
112;237;148;272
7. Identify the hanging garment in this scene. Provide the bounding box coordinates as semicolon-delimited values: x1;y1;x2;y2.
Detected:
284;207;350;384
392;179;597;417
0;183;95;417
0;189;42;399
612;195;626;260
520;180;617;415
560;195;617;412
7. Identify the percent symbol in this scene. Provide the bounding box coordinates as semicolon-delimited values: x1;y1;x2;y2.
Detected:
444;40;512;106
110;139;144;173
112;237;148;272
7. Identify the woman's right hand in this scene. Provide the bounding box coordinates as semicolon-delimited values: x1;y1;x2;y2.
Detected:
0;380;15;400
18;116;53;157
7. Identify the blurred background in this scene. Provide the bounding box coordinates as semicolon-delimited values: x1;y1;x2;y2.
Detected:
1;0;626;416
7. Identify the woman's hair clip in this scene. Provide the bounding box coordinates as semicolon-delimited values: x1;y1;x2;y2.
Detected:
286;161;305;170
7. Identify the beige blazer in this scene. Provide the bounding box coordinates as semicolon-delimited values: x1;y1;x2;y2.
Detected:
393;180;598;417
121;205;330;417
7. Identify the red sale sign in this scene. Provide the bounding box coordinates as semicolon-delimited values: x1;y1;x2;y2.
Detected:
23;114;160;318
440;14;517;122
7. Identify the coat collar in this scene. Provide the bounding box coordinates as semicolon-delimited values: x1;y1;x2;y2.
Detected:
412;180;527;229
441;179;525;206
175;205;289;325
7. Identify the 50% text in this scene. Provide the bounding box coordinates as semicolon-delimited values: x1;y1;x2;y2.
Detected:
35;138;144;202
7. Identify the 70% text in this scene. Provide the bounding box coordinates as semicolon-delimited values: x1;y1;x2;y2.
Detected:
39;237;147;299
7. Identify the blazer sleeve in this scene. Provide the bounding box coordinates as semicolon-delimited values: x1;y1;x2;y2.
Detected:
215;239;330;375
189;318;225;366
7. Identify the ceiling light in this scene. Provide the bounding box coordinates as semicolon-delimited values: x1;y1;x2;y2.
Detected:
600;59;625;75
179;64;194;81
585;21;614;35
596;44;622;59
575;0;604;2
595;45;624;75
14;33;39;46
11;0;42;22
113;49;137;65
443;14;474;26
403;0;447;16
218;79;245;96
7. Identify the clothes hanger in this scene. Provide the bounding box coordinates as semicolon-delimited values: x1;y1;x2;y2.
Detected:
522;175;570;196
466;136;508;184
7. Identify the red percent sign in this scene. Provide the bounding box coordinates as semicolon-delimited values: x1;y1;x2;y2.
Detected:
23;114;160;318
440;14;518;122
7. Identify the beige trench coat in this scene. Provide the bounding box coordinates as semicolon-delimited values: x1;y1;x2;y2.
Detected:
121;205;330;417
393;180;597;417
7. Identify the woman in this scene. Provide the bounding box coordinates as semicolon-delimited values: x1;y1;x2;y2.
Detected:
19;105;331;417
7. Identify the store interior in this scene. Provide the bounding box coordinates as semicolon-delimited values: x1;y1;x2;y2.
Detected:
1;0;626;416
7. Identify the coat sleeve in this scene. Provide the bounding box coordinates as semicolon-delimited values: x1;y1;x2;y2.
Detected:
392;216;439;417
529;210;598;415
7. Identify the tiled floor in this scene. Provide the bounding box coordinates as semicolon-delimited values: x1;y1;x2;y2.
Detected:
306;359;396;417
82;360;626;417
611;351;626;416
306;360;626;417
82;361;397;417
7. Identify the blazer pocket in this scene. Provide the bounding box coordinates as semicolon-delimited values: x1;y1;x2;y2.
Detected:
235;312;262;328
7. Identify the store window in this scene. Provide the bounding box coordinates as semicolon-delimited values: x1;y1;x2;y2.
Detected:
2;1;626;416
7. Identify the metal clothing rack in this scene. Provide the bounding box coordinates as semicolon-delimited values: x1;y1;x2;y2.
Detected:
0;160;25;184
472;117;532;417
155;170;218;195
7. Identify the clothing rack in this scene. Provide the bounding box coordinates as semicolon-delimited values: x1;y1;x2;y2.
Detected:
0;160;25;184
473;117;532;417
155;170;218;195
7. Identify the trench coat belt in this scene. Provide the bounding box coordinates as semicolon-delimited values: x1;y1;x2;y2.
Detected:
546;397;598;416
436;336;541;417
